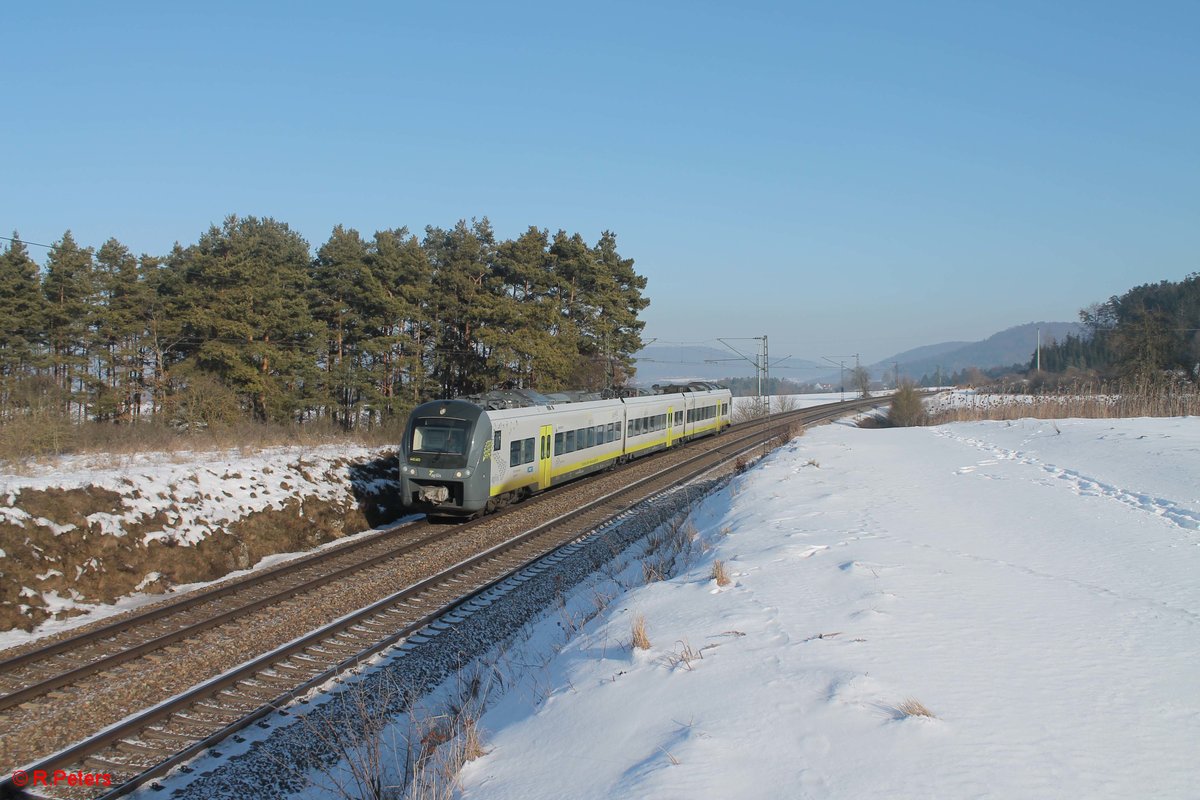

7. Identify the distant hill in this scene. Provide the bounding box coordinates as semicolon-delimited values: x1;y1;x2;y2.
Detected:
635;322;1084;388
877;322;1085;382
631;345;824;386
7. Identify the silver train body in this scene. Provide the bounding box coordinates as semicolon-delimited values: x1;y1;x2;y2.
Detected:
399;385;733;516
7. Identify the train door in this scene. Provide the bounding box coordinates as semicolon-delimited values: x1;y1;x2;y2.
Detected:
538;425;553;489
666;406;674;446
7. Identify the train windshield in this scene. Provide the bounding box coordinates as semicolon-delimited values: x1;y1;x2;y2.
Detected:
410;417;472;456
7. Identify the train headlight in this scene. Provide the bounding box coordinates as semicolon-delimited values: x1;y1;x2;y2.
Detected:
465;469;472;477
456;471;463;478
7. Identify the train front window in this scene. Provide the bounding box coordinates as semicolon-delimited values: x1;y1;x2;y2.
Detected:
411;417;471;456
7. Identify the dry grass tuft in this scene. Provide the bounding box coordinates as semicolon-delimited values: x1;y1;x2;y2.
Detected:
895;697;937;718
632;614;651;650
710;559;731;587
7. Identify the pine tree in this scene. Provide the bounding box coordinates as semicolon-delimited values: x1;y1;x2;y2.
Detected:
494;227;573;390
368;227;432;412
178;215;320;423
311;225;388;429
94;238;149;421
590;230;648;387
0;234;47;415
42;231;96;420
422;219;500;397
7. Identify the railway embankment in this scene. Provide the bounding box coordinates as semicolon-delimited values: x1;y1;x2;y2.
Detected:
0;446;400;635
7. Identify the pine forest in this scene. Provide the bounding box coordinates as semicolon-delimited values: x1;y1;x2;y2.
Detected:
0;216;649;449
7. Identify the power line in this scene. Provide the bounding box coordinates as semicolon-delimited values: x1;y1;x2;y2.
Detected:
0;234;55;249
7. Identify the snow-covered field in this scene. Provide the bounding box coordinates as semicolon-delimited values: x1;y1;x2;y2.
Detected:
455;416;1200;799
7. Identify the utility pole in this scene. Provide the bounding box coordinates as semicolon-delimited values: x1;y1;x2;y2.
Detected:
822;355;855;403
1037;328;1041;372
763;335;770;416
716;337;769;414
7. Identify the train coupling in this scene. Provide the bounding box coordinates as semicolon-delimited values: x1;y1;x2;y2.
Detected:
418;485;451;504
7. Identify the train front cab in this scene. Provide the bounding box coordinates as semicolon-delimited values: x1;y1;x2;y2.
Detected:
399;399;493;515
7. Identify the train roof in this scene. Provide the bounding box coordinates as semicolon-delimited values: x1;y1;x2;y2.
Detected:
459;383;727;410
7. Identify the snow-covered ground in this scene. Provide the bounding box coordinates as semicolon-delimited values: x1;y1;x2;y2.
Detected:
455;416;1200;799
0;444;396;646
0;445;391;547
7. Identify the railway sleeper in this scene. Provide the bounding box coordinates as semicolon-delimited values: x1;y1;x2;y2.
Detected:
271;661;317;675
254;672;301;688
138;726;198;744
215;689;265;709
85;755;140;775
167;715;221;735
115;739;171;759
193;701;245;720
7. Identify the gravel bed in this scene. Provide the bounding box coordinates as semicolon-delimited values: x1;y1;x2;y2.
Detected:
158;474;730;800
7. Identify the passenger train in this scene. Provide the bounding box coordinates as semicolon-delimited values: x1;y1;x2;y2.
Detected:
399;383;733;516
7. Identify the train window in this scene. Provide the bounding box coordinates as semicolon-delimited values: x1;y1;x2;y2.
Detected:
554;432;563;455
565;430;575;452
615;421;622;438
411;417;471;455
523;438;535;463
594;425;604;444
494;431;501;451
606;422;614;442
510;440;522;466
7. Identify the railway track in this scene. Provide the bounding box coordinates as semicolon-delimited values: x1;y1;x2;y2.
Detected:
0;396;886;798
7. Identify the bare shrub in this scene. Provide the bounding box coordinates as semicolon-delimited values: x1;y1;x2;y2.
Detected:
887;381;927;427
732;397;767;423
632;614;651;650
665;639;703;671
710;560;731;587
775;394;799;413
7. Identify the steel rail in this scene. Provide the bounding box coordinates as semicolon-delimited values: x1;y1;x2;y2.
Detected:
0;394;857;696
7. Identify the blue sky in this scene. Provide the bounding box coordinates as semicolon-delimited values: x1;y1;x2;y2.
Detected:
5;1;1197;364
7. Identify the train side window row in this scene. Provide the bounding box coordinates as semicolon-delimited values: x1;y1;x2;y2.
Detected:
686;406;717;423
631;414;667;436
510;437;536;466
553;421;622;456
